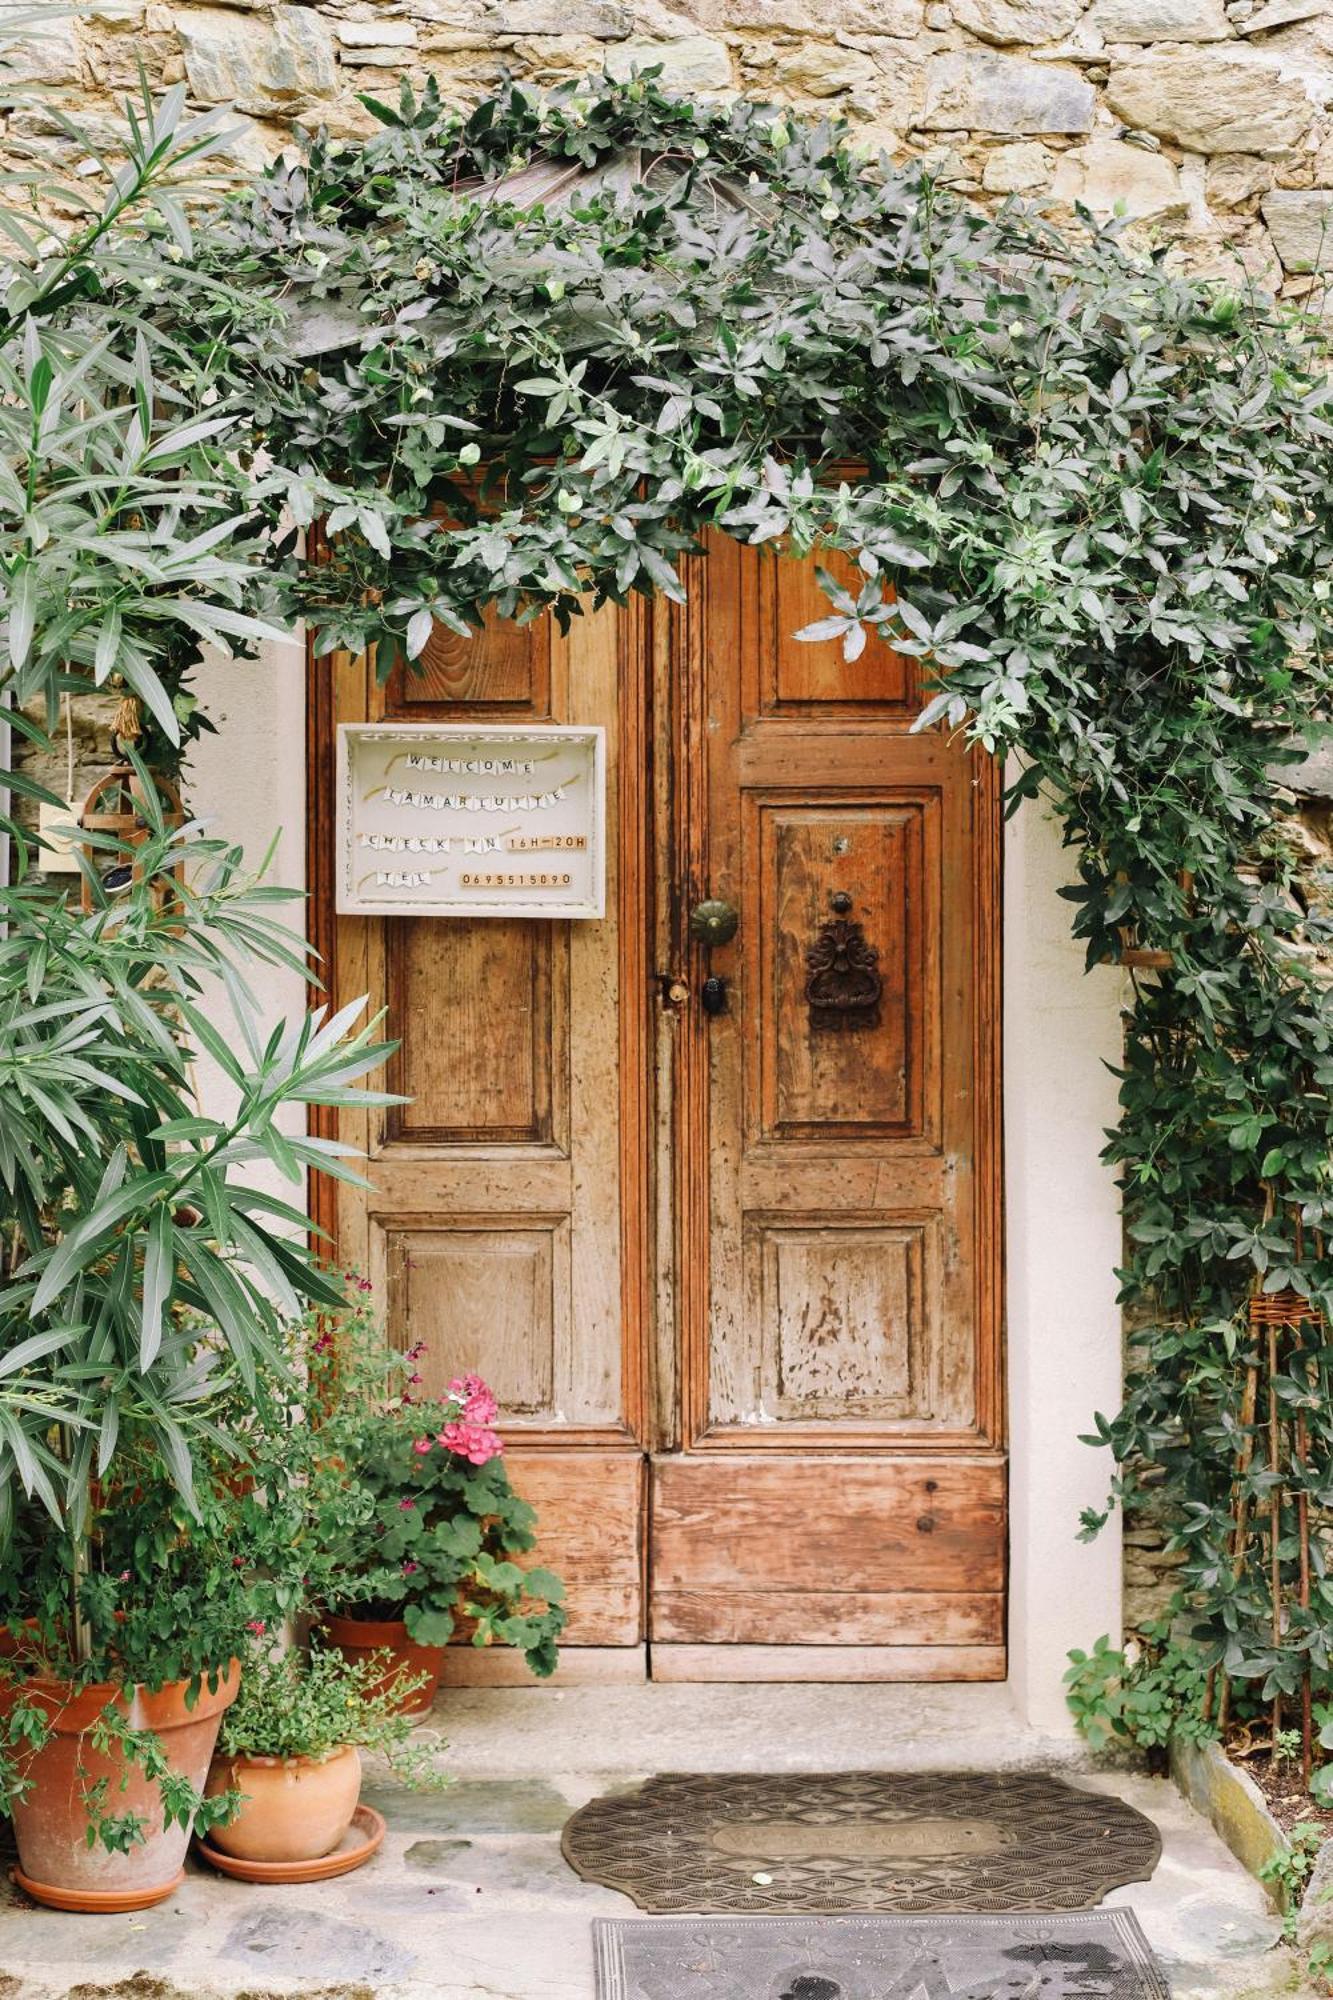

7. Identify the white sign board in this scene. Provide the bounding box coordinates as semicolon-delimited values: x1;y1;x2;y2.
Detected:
336;723;606;919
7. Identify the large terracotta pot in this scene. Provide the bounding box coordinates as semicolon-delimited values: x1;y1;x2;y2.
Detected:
2;1661;240;1912
319;1612;442;1716
205;1743;361;1862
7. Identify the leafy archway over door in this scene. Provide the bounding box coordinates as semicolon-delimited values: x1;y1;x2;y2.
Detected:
195;74;1333;1743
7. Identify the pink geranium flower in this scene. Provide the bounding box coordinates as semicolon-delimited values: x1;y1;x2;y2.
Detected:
399;1497;416;1510
438;1418;504;1466
412;1436;433;1455
446;1372;500;1428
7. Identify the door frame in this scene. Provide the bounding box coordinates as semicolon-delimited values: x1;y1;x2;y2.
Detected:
305;552;1006;1675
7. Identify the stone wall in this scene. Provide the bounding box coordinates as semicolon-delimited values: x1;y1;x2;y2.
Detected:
5;0;1333;298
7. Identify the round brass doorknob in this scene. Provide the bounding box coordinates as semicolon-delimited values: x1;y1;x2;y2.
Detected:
689;897;739;946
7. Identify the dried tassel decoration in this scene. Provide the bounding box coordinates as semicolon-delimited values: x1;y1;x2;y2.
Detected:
111;694;143;747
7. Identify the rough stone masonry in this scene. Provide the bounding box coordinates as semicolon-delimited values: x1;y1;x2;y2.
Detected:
5;0;1333;296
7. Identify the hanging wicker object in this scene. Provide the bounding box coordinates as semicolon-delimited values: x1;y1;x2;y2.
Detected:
75;764;185;914
1247;1288;1323;1330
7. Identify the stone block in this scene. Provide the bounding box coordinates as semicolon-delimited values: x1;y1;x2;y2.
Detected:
1207;151;1274;206
605;34;732;89
0;7;83;82
1261;188;1333;270
678;0;924;24
776;43;879;94
178;5;339;109
336;19;419;48
1090;0;1230;38
1051;133;1188;218
920;49;1097;130
981;138;1052;188
1279;742;1333;800
483;0;631;33
1105;49;1312;153
951;0;1085;45
1238;0;1327;31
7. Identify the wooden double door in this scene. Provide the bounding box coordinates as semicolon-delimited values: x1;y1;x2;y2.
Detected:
310;535;1005;1682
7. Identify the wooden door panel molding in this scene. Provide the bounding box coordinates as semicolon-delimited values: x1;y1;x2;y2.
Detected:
487;1447;645;1648
650;1455;1005;1593
755;547;920;719
653;1590;1004;1647
752;792;939;1147
384;915;565;1150
378;1215;569;1422
754;1212;936;1426
385;600;553;718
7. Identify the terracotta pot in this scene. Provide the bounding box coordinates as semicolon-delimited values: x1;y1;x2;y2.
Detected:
318;1612;442;1716
205;1743;362;1862
2;1661;240;1912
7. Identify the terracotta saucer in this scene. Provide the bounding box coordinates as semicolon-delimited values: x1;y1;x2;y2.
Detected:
194;1804;386;1884
9;1865;183;1913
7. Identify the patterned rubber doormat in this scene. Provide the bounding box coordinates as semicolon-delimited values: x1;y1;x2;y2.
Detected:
562;1773;1160;1914
593;1911;1171;1999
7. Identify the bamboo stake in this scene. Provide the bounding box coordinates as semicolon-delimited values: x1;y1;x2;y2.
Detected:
1217;1358;1260;1735
1268;1317;1283;1752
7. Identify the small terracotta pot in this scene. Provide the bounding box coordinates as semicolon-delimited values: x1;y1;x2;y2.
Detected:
318;1612;442;1716
205;1743;362;1862
1;1661;240;1912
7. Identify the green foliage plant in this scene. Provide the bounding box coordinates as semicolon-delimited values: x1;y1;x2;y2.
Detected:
0;59;399;1862
1260;1820;1325;1929
270;1285;567;1677
1064;1627;1217;1756
217;1638;445;1789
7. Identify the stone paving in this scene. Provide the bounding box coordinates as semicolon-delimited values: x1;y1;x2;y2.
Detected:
0;1686;1303;2000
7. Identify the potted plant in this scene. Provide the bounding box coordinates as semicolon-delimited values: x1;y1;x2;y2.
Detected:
201;1637;443;1876
0;1441;263;1911
290;1291;567;1710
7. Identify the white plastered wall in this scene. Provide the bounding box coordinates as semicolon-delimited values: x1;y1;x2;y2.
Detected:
1003;782;1126;1732
187;649;1126;1731
185;638;311;1210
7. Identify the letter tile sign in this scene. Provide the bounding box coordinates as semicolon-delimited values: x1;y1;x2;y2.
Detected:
336;723;606;918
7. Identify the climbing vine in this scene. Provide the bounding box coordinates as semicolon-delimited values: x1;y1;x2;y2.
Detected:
18;72;1333;1743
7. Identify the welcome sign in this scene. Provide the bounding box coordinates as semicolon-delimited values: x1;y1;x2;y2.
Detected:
335;723;606;918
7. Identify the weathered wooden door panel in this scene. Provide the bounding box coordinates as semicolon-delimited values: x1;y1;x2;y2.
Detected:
650;535;1004;1675
310;593;651;1674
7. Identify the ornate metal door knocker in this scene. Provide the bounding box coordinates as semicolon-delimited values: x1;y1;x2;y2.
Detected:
805;891;882;1031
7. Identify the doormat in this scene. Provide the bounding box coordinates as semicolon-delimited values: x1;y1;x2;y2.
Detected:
593;1910;1171;1999
562;1773;1160;1914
